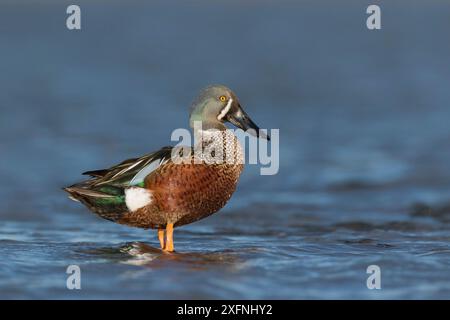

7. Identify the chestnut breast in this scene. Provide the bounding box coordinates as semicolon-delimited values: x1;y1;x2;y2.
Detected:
146;162;243;226
147;130;244;226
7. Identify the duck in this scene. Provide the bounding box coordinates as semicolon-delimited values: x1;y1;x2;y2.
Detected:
64;85;269;252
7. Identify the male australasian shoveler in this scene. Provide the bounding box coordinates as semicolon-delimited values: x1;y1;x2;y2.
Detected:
64;85;269;252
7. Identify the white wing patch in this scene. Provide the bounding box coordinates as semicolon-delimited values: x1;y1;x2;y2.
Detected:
217;98;233;120
125;187;153;212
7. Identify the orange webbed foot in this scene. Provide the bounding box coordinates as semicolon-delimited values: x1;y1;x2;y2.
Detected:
158;228;165;250
163;223;174;252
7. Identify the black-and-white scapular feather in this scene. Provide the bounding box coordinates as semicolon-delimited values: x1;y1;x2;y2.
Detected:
82;146;175;187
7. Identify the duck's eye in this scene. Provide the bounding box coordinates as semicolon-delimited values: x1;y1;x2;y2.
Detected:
219;95;227;102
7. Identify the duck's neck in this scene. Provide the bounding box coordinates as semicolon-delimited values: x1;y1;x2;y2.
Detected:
193;129;244;166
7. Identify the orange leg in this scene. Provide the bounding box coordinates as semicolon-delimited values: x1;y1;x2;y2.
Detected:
158;228;165;249
164;223;174;252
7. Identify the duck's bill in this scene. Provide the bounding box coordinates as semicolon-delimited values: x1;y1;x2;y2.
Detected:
226;104;270;140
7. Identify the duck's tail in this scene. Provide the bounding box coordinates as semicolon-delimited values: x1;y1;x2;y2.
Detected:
63;183;128;222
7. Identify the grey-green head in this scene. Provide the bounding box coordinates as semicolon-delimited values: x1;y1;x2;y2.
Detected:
189;85;269;139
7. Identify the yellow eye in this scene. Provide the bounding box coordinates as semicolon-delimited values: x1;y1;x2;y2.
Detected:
219;95;227;102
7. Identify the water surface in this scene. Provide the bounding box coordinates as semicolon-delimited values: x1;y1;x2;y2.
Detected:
1;0;450;299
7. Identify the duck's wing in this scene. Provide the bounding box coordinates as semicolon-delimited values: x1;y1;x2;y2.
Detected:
63;146;179;221
85;146;175;188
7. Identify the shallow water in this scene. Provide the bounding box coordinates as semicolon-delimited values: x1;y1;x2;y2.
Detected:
1;0;450;299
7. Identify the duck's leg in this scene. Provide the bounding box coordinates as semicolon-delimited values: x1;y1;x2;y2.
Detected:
164;223;174;252
158;228;165;249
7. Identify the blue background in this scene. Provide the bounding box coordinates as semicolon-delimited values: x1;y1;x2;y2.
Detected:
1;0;450;299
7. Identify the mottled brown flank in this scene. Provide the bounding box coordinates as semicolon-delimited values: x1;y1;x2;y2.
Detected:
118;162;243;229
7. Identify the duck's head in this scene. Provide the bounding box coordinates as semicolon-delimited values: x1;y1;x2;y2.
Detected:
189;85;269;140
